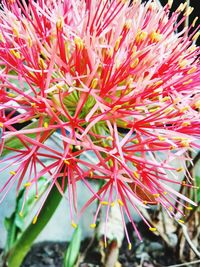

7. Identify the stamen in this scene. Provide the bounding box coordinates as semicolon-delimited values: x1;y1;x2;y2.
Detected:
118;199;124;206
74;37;84;50
56;17;64;30
32;216;38;224
71;221;77;228
10;49;21;59
149;227;157;232
24;182;32;188
187;66;197;74
90;223;96;228
44;122;49;128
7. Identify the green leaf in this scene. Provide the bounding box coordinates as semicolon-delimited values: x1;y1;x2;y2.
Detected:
6;179;67;267
4;177;47;252
195;176;200;203
64;227;82;267
1;121;38;158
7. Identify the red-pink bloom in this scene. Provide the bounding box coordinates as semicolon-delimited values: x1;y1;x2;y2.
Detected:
0;0;200;246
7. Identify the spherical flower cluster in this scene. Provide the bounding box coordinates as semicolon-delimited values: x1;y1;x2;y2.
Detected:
0;0;200;245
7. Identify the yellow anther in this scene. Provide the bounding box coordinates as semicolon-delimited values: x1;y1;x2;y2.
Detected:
154;88;163;93
133;171;139;179
44;122;48;128
149;31;162;43
118;199;124;206
184;6;194;17
158;136;166;141
192;17;198;27
177;2;187;12
179;59;188;68
176;167;183;172
131;58;139;68
35;194;39;199
90;223;96;228
153;80;163;87
0;122;3;127
182;181;186;185
168;206;173;211
111;202;115;207
161;96;170;102
56;84;63;91
180;140;190;147
27;36;32;47
107;47;114;58
114;36;122;51
32;216;38;224
74;36;84;50
101;201;109;206
31;102;36;107
183;79;193;85
24;182;32;188
180;106;189;112
135;30;147;43
91;78;98;89
194;100;200;109
64;159;70;165
153;194;160;198
148;2;157;11
71;221;77;228
128;243;132;250
143;201;147;205
164;107;174;113
13;27;20;38
10;171;16;175
106;136;113;141
19;211;23;217
7;92;15;98
149;107;160;113
118;0;128;4
0;33;5;43
112;105;122;111
168;0;173;8
109;159;114;167
187;66;197;74
56;16;64;30
181;121;190;127
10;49;21;59
149;227;157;232
186;206;193;210
135;106;145;111
163;191;168;195
75;145;81;150
89;170;94;178
104;241;107;248
39;58;46;69
192;31;200;42
178;219;184;224
132;45;137;55
124;19;132;29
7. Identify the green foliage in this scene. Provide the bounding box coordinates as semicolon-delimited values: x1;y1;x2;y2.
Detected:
64;227;82;267
195;176;200;206
4;179;66;267
4;177;47;253
1;121;38;158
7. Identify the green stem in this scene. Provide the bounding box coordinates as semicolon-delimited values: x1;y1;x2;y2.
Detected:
5;183;66;267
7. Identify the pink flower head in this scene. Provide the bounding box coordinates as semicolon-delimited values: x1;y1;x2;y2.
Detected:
0;0;200;246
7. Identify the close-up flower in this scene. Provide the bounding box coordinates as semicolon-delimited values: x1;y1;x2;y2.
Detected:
0;0;200;252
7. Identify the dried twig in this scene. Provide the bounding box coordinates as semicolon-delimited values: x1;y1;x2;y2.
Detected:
165;259;200;267
180;224;200;258
174;151;200;212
